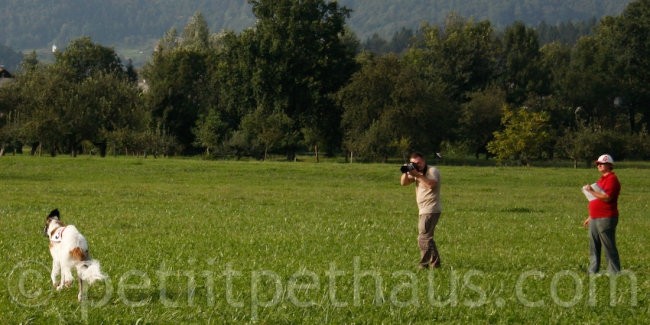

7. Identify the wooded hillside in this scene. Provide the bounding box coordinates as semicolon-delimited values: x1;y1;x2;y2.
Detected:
1;0;631;52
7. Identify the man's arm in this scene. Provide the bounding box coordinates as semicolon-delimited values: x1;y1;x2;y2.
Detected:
584;184;611;202
400;172;415;186
408;170;437;189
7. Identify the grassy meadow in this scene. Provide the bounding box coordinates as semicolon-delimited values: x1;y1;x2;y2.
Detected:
1;156;648;323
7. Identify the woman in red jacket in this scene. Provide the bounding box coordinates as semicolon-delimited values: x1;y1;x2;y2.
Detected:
582;154;621;274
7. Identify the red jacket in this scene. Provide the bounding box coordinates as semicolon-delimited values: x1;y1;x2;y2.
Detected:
588;172;620;218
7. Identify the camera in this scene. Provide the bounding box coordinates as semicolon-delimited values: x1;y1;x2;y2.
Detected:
400;162;417;173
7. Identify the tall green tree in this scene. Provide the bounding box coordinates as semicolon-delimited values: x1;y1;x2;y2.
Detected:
539;42;574;129
247;0;358;159
610;0;650;132
143;14;219;155
560;32;618;128
143;48;216;154
210;30;257;155
338;54;452;161
407;15;500;103
181;12;211;51
500;21;547;105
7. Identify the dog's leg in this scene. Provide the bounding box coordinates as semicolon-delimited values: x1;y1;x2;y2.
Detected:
59;263;74;290
77;277;84;301
51;260;61;288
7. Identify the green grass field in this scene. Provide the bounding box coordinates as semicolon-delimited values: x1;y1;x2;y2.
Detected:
1;156;648;323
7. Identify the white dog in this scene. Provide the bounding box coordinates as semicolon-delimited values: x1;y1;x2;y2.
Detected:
43;209;107;301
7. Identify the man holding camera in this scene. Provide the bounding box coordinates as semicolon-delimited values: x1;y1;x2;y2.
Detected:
400;152;442;269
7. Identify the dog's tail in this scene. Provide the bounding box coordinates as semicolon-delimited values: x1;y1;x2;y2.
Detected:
78;260;107;285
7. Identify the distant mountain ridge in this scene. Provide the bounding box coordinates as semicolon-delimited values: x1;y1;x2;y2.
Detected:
0;0;633;55
341;0;632;39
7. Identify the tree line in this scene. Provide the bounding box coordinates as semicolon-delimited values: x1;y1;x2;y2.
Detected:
1;0;649;165
362;19;599;56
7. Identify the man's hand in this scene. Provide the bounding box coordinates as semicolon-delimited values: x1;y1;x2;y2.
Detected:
400;172;414;186
407;170;422;179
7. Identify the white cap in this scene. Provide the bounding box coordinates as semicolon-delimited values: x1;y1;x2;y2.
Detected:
596;154;614;165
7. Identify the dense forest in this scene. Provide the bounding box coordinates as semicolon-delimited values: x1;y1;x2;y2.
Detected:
1;0;649;165
1;0;631;52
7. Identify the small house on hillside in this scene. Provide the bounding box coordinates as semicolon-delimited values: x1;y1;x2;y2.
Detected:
0;65;14;87
0;65;13;78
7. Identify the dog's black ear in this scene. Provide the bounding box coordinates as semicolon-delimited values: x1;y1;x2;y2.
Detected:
48;209;60;220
